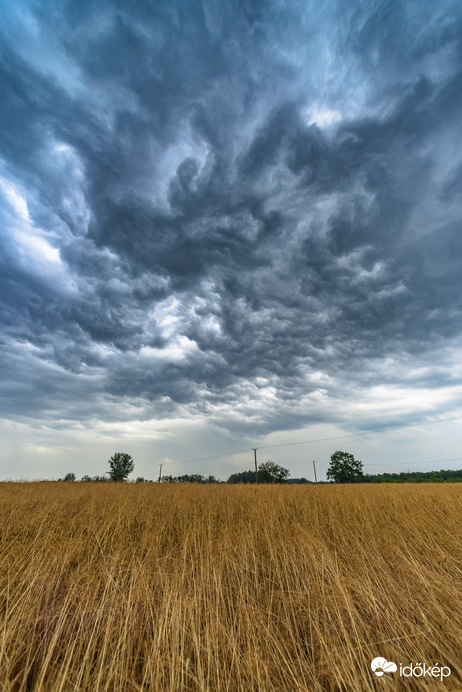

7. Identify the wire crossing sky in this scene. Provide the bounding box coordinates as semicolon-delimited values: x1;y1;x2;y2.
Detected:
1;0;462;479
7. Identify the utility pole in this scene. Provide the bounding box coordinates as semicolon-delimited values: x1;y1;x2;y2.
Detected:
253;448;258;484
158;464;163;483
312;460;318;484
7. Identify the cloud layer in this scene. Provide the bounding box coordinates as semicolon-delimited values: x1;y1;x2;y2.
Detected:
1;0;462;475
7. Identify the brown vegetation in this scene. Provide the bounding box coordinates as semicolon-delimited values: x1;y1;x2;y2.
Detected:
0;482;461;690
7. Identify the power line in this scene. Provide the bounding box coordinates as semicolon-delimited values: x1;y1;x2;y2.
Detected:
136;447;251;472
139;455;462;483
138;454;462;484
364;456;462;467
257;414;462;451
135;413;462;473
275;456;462;468
136;460;243;482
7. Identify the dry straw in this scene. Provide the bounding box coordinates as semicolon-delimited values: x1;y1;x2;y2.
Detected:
0;482;461;690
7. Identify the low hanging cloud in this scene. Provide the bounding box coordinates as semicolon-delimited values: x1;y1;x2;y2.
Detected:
1;0;462;442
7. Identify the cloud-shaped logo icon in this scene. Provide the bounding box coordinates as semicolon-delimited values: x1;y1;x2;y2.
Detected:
371;657;398;677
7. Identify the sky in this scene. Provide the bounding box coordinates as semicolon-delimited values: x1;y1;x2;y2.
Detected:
1;0;462;481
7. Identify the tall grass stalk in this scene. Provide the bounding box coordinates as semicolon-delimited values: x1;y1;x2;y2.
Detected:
0;483;461;690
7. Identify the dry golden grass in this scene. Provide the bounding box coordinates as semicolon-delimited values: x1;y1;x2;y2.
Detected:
0;482;461;691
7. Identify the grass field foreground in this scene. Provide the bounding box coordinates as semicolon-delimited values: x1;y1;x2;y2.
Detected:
0;482;461;691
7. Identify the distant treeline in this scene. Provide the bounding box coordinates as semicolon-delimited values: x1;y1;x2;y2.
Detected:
226;471;310;484
58;468;462;484
160;473;310;484
161;474;220;484
59;472;311;484
363;469;462;483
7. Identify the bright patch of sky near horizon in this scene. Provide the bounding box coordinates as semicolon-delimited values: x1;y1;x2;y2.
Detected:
1;0;462;480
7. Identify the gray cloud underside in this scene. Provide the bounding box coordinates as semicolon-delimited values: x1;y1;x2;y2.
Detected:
1;0;462;433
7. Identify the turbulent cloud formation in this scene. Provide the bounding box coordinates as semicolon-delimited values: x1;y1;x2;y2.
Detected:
1;0;462;476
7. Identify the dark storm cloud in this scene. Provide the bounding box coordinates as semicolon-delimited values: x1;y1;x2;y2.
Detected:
1;0;462;432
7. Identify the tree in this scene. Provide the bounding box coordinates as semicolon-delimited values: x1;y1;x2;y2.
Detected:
258;460;290;483
160;474;221;483
227;463;290;484
326;451;364;483
63;472;76;482
176;474;207;483
108;452;134;482
227;470;256;484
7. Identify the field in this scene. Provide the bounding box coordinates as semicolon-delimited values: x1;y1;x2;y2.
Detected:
0;483;461;691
